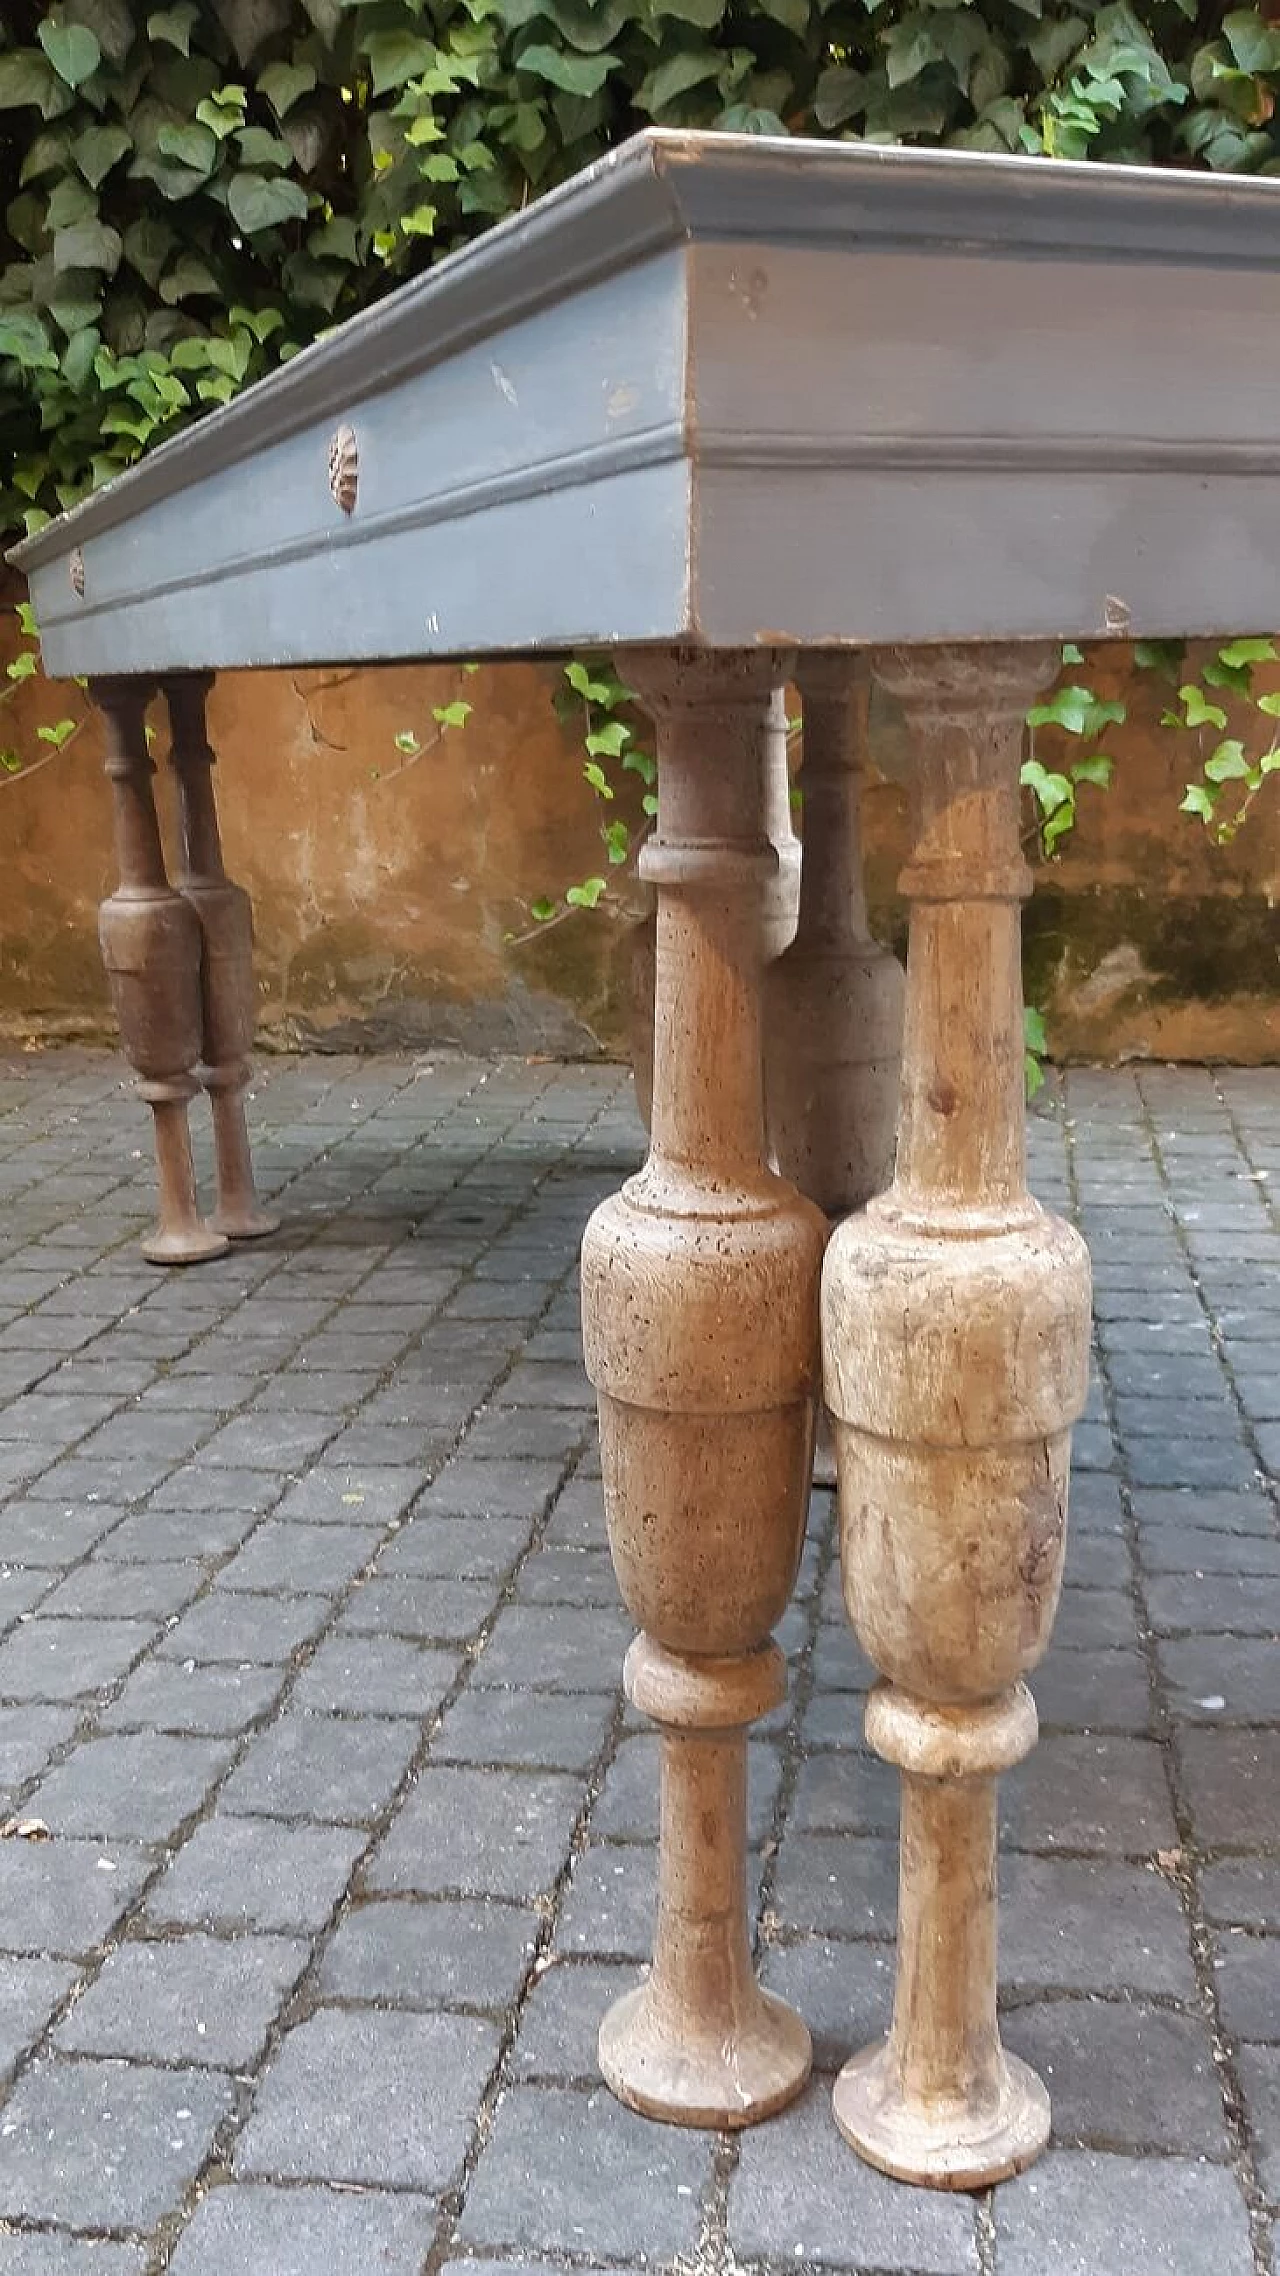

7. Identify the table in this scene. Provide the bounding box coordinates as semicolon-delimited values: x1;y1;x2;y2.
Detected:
12;127;1278;2191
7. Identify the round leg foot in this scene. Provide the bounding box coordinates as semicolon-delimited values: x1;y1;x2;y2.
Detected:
142;1223;231;1267
833;2039;1051;2190
211;1202;280;1241
599;1977;811;2131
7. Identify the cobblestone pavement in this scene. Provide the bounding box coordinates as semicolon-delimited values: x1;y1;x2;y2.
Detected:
0;1049;1272;2276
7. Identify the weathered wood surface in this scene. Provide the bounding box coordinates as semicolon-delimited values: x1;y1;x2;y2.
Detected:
581;647;825;2127
824;645;1092;2187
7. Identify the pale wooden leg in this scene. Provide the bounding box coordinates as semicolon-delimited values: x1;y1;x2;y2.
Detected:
163;673;279;1242
582;647;824;2129
628;685;799;1132
766;655;904;1218
91;678;228;1268
823;643;1092;2189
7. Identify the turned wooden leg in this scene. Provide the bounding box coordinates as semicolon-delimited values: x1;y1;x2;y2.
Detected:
92;678;228;1267
164;673;278;1242
628;685;799;1132
823;644;1091;2189
582;647;825;2128
766;655;904;1218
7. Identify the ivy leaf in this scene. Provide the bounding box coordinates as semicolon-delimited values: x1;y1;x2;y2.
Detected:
565;875;608;908
227;173;309;233
602;819;631;863
53;221;123;275
637;49;723;111
258;60;317;119
516;44;620;95
1020;757;1073;816
1222;9;1280;74
1254;692;1280;718
1204;738;1249;780
147;4;199;54
73;124;132;188
583;761;615;798
432;700;471;729
1071;754;1115;787
159;251;221;303
37;22;102;88
1178;684;1228;729
1180;782;1217;819
585;721;630;758
36;718;78;748
156;122;218;174
61;324;101;388
529;897;557;922
1218;635;1276;667
364;30;436;95
565;661;614;704
651;0;727;22
0;50;62;110
758;0;809;31
6;651;38;681
1134;638;1185;678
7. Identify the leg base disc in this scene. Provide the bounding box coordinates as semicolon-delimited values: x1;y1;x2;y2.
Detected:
211;1203;280;1241
142;1224;230;1267
599;1978;811;2131
833;2039;1050;2190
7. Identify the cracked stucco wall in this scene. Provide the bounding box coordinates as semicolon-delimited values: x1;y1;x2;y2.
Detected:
0;608;1275;1063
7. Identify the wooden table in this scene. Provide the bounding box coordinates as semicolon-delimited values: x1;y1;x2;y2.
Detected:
12;127;1279;2190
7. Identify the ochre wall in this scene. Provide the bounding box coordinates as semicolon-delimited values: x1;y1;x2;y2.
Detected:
1;606;1276;1064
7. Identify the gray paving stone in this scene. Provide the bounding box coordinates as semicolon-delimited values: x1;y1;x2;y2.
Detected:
1132;1487;1275;1537
994;2148;1255;2276
320;1895;538;2009
1001;1854;1195;1997
1239;2042;1280;2198
1203;1858;1280;1933
222;1710;418;1825
1147;1571;1280;1635
434;1686;614;1772
26;1733;233;1842
459;2082;707;2262
0;2240;146;2275
216;1520;374;1595
147;1815;363;1933
1179;1727;1280;1849
100;1657;288;1736
0;2055;234;2228
54;1932;308;2067
554;1841;658;1959
0;1616;155;1702
1140;1522;1280;1576
92;1503;263;1562
1002;1734;1178;1857
168;2182;439;2275
37;1559;206;1622
0;1703;78;1788
1158;1635;1278;1723
419;1456;566;1520
158;1590;331;1666
149;1466;283;1515
366;1767;585;1901
291;1634;460;1719
473;1602;633;1692
274;1468;426;1527
757;1937;895;2072
238;2008;499;2187
1032;1646;1154;1734
339;1574;498;1642
1213;1933;1280;2041
0;1954;78;2078
0;1840;151;1958
375;1512;530;1580
1003;1998;1227;2154
789;1747;900;1837
770;1833;899;1941
730;2080;978;2271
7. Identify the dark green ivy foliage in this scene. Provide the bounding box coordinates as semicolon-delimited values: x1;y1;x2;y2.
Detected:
3;0;1279;540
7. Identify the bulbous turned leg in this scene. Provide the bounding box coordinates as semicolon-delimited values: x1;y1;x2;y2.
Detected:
583;646;825;2129
628;686;799;1136
766;655;904;1220
91;677;228;1268
823;643;1091;2189
164;674;278;1242
599;1637;810;2125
